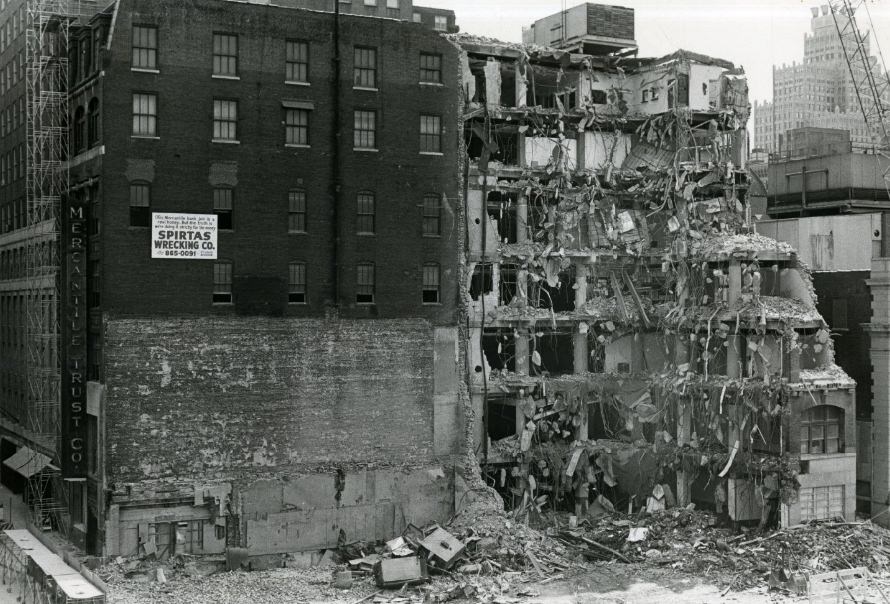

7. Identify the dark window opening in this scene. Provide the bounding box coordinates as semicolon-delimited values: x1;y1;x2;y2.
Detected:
499;263;519;305
532;331;574;375
588;401;621;440
129;183;150;227
356;262;375;304
590;89;607;104
422;263;440;304
481;328;515;372
213;261;233;304
213;188;233;230
487;191;517;244
470;263;493;300
488;399;518;440
531;268;575;312
464;126;519;166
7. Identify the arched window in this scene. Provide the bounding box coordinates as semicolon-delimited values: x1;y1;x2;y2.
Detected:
87;98;99;147
800;405;843;454
73;106;86;153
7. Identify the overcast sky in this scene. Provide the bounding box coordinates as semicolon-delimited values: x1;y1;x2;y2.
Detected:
416;0;890;105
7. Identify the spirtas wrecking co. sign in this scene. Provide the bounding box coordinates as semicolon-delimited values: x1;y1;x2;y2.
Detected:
62;198;88;478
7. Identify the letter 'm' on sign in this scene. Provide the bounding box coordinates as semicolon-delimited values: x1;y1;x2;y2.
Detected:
61;197;89;479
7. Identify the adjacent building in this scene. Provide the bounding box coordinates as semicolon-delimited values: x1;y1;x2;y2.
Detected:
752;5;890;154
2;0;465;558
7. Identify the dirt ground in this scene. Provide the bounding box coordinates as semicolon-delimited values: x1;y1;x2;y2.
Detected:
102;561;799;604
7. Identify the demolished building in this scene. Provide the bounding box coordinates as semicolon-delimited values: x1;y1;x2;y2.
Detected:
454;31;857;526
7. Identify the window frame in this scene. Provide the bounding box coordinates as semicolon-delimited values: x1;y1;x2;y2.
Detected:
353;109;377;150
419;114;441;154
131;92;158;137
800;404;843;455
212;33;239;77
73;106;86;152
213;260;234;305
422;193;441;237
212;188;234;231
422;262;440;304
129;183;151;228
288;189;306;233
356;191;375;235
419;52;442;84
87;98;99;147
288;261;307;304
434;15;448;31
285;39;309;84
356;262;375;305
285;108;309;146
212;98;238;142
131;24;158;71
353;46;377;89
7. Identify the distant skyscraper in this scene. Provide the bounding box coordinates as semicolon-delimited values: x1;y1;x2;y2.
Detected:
753;4;890;155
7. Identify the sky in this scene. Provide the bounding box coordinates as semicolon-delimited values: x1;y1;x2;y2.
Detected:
415;0;890;105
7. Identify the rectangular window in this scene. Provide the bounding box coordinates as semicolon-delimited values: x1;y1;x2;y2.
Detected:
285;40;308;83
285;109;309;146
354;110;376;149
387;0;399;7
434;15;447;31
288;262;306;304
213;99;238;141
212;33;238;76
419;53;442;84
213;188;233;230
353;46;377;88
356;263;375;304
422;263;440;304
413;12;422;23
288;190;306;233
419;114;441;153
364;0;377;5
129;184;150;227
213;261;233;304
422;193;440;236
131;25;158;69
132;93;157;136
357;192;375;234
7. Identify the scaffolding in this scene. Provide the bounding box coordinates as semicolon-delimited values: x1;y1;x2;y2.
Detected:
24;0;75;535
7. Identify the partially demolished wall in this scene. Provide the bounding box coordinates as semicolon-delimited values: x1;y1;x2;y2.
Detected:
455;34;856;527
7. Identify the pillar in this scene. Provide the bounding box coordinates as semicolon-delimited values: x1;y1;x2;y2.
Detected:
674;337;692;506
726;335;741;378
515;328;530;376
867;258;890;525
728;259;742;308
516;192;528;244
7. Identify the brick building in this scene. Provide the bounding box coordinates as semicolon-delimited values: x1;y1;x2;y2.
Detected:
1;0;465;558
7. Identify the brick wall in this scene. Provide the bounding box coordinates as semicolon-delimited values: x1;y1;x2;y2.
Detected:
105;316;451;484
99;0;461;322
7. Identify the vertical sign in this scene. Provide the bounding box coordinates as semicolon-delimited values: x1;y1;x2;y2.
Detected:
61;197;88;478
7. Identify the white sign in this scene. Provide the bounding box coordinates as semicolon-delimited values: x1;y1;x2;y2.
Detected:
151;213;218;259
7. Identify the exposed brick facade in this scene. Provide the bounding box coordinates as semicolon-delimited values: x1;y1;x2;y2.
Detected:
105;317;440;483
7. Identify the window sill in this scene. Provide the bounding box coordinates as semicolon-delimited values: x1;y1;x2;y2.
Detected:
419;81;444;87
353;86;379;92
212;74;240;80
354;147;379;152
356;232;376;236
131;67;160;74
131;135;160;140
212;139;240;145
285;144;311;149
422;234;442;238
212;302;234;306
288;230;308;235
422;302;442;306
419;151;443;156
285;81;310;87
288;302;308;305
356;302;376;306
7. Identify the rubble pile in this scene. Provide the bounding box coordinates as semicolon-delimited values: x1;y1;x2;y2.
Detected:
560;509;890;591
